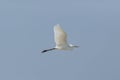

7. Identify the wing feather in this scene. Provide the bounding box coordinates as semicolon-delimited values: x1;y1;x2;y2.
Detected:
54;24;68;47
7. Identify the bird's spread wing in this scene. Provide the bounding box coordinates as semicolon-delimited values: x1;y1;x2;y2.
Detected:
54;24;68;47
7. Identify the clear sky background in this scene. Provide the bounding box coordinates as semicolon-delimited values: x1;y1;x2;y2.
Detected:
0;0;120;80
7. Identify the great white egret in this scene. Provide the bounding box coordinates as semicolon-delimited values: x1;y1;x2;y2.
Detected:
41;24;79;53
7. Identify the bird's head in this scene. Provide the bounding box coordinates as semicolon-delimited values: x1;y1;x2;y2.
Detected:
69;44;79;48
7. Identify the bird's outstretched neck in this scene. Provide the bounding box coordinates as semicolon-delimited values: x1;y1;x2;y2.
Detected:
41;48;56;53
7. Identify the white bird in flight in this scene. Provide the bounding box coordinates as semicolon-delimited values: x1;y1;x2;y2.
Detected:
41;24;79;53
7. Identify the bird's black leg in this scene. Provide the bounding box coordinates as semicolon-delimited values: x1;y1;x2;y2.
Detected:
41;48;56;53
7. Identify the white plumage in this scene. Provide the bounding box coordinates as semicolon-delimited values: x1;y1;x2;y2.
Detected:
41;24;79;53
54;24;68;49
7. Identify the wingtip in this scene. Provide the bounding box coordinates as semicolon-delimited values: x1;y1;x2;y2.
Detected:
54;24;60;28
56;24;60;26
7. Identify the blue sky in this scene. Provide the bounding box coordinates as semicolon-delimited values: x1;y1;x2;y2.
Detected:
0;0;120;80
